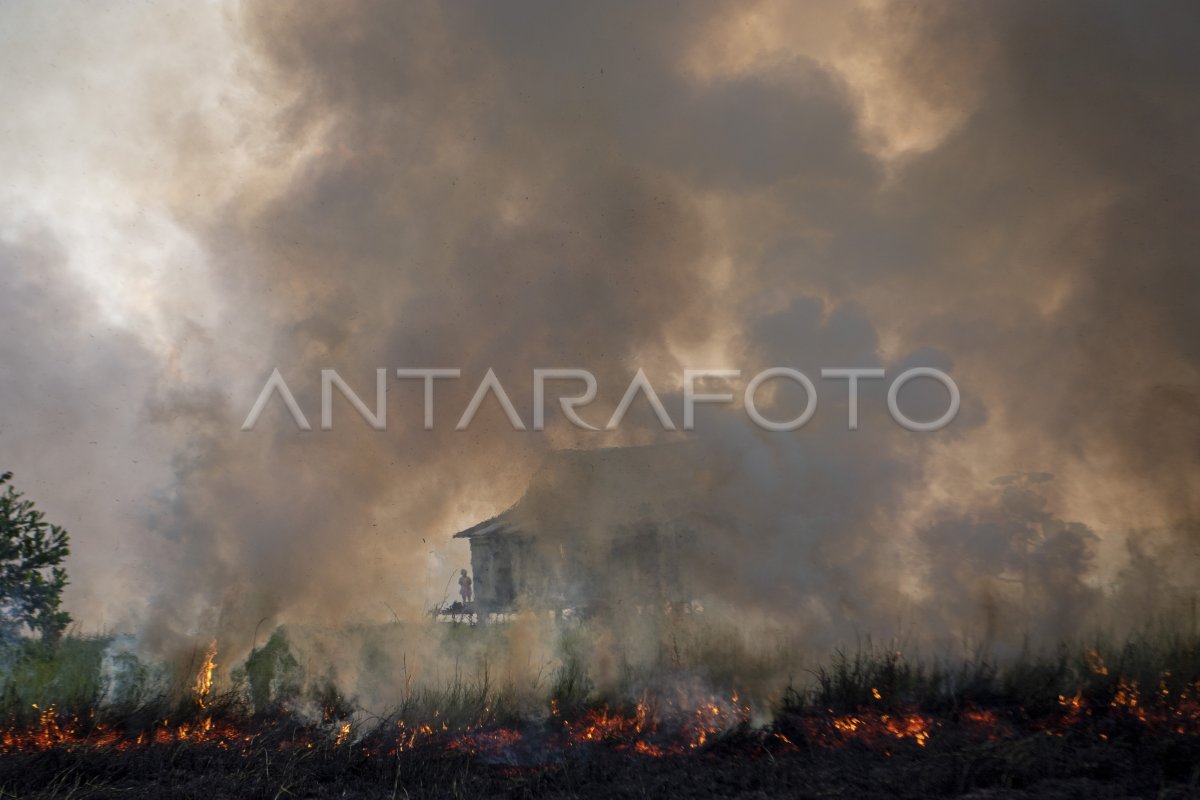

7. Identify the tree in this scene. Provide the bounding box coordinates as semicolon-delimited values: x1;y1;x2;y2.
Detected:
0;472;71;641
917;472;1098;643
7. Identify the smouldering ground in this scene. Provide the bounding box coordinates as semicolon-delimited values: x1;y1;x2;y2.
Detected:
3;674;1200;798
5;634;1200;798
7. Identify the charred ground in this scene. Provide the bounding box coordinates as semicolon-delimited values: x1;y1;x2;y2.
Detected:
3;635;1200;799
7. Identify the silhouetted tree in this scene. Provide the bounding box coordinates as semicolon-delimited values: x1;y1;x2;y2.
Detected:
918;472;1098;644
0;472;71;641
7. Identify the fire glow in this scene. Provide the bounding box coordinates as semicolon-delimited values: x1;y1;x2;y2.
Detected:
4;648;1200;762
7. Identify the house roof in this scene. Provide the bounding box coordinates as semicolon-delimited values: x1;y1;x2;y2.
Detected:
452;516;511;539
450;442;709;540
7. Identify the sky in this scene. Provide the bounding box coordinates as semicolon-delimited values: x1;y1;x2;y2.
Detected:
1;1;1198;661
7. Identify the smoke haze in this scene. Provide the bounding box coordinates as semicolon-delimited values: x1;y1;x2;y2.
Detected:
2;1;1199;693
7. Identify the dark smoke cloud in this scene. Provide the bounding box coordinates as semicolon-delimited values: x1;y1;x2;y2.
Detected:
148;0;1200;653
3;1;1199;675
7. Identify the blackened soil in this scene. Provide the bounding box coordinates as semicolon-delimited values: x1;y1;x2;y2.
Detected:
2;724;1199;799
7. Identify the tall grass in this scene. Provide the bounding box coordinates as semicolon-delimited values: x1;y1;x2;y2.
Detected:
0;635;107;724
4;620;1200;731
782;633;1200;716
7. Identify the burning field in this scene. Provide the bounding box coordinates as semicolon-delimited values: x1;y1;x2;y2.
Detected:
5;0;1200;798
3;630;1200;798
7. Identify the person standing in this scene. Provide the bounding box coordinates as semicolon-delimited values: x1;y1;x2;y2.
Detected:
458;568;473;604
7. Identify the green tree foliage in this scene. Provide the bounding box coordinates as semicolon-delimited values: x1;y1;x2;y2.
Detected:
0;471;71;640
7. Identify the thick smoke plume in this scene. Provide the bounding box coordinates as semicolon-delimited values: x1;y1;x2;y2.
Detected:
2;1;1199;704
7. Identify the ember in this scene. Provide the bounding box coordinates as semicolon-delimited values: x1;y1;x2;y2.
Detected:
5;675;1200;759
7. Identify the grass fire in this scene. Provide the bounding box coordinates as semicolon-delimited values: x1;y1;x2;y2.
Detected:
5;0;1200;797
4;623;1200;797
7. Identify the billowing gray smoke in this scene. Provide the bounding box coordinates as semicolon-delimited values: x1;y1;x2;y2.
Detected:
1;1;1198;689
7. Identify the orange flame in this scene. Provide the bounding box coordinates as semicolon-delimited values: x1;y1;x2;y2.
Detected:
193;640;218;710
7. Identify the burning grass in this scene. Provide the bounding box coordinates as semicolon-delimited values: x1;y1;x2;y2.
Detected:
3;630;1200;797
